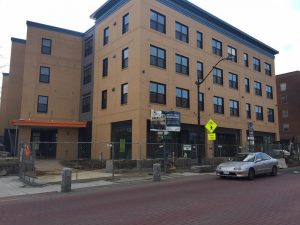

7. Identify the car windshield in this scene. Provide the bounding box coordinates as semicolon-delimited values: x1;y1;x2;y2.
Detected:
232;153;255;162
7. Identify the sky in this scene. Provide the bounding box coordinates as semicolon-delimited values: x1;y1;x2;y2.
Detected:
0;0;300;91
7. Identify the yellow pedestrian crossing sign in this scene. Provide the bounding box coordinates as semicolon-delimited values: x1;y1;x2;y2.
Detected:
205;119;218;133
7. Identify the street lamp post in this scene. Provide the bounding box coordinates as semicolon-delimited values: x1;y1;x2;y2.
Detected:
195;56;232;157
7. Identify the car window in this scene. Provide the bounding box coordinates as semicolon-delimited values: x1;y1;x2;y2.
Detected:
261;153;271;160
233;153;255;162
256;153;263;161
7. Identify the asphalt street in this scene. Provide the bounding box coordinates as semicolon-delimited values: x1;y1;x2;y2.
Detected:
0;169;299;225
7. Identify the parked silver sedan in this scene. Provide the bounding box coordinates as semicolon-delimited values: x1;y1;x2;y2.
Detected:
216;152;278;180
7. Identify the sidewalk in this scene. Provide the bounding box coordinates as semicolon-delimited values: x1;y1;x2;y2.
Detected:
0;171;203;198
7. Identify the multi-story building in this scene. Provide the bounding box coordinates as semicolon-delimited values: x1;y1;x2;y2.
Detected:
276;71;300;144
0;0;279;160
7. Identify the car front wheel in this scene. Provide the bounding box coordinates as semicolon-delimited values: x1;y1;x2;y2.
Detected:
248;168;255;180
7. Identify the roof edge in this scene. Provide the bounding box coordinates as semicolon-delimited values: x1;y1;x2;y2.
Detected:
11;37;26;44
26;21;83;37
2;73;9;77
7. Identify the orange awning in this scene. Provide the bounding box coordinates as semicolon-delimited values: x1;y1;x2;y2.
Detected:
12;119;87;128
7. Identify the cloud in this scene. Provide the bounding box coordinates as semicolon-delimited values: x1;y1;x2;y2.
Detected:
289;0;300;11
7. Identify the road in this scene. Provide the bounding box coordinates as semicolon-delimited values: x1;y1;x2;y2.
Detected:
1;171;300;225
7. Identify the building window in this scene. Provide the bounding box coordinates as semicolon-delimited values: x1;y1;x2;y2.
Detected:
197;31;203;49
101;90;107;109
254;81;262;96
255;105;263;120
253;57;261;72
121;83;128;105
212;39;222;56
82;95;91;113
83;65;92;84
244;53;249;67
122;13;129;34
103;27;109;46
176;87;190;108
228;46;237;62
268;108;274;122
229;73;238;89
150;10;166;33
84;37;93;57
280;83;286;92
246;103;251;119
199;92;204;111
175;22;189;43
37;95;48;113
214;96;224;114
122;48;129;69
230;100;239;117
281;96;288;104
41;38;52;55
266;85;273;99
197;61;203;80
265;63;272;76
39;66;50;83
102;58;108;77
176;54;189;75
150;81;166;104
213;68;223;85
282;110;288;118
244;78;250;93
150;45;166;69
283;124;289;132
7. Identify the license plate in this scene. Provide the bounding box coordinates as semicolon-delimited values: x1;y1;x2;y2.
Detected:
223;171;230;175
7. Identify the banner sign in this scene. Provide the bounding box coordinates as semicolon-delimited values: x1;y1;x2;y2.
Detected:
150;110;180;132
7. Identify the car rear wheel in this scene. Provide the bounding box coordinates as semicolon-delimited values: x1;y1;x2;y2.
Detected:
271;166;278;176
248;168;255;180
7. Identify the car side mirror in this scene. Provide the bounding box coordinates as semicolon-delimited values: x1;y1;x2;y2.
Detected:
255;158;262;163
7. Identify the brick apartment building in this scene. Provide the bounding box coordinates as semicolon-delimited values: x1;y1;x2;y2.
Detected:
276;71;300;144
0;0;279;160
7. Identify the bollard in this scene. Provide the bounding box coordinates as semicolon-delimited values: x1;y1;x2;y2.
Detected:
61;168;72;192
153;163;161;181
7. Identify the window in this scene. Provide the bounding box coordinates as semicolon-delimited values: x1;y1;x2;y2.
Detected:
175;22;189;43
244;53;249;67
281;96;288;104
255;105;263;120
283;124;289;132
197;31;203;49
212;39;222;56
150;10;166;33
150;45;166;68
246;103;251;119
176;54;189;75
199;92;204;111
282;110;288;118
103;27;109;45
229;100;239;117
37;95;48;113
265;63;272;76
83;65;92;84
268;108;274;122
266;85;273;99
176;87;190;108
122;13;129;34
244;78;250;93
197;61;203;80
101;90;107;109
228;46;237;62
253;57;261;72
150;81;166;104
229;73;238;89
102;58;108;77
121;83;128;105
84;37;93;57
214;96;224;114
254;81;262;96
41;38;52;55
280;83;286;92
82;95;91;113
122;48;129;69
213;68;223;85
39;66;50;83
